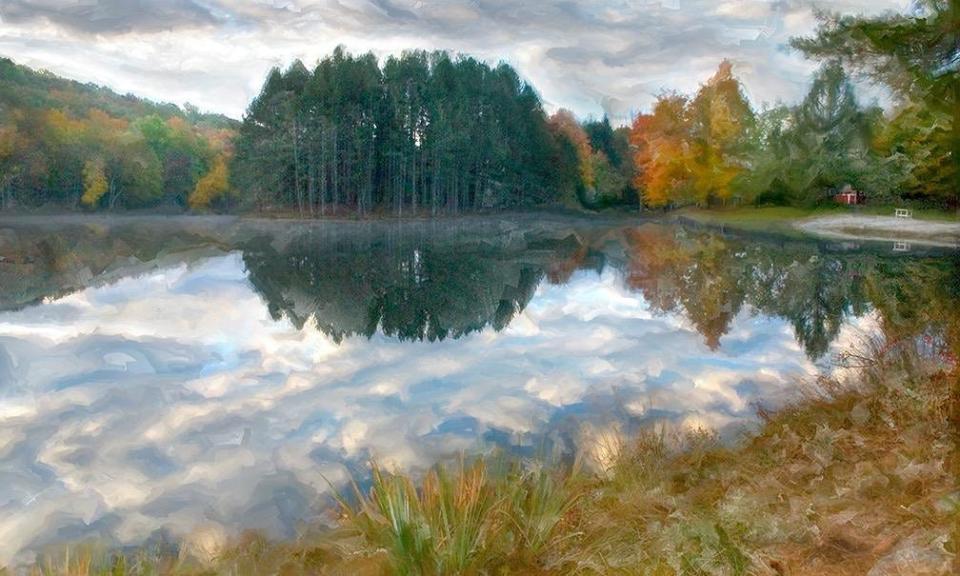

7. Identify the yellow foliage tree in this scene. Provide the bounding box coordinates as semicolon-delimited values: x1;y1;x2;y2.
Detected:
81;158;108;207
0;123;19;208
44;109;85;147
189;156;230;209
689;97;741;203
0;125;16;160
687;61;754;205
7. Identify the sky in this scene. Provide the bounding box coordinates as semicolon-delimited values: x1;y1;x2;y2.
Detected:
0;248;877;564
0;0;909;122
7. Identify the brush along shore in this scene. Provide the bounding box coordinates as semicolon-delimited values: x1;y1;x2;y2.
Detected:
7;340;958;576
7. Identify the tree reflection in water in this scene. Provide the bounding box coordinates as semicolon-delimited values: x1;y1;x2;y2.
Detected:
236;222;959;360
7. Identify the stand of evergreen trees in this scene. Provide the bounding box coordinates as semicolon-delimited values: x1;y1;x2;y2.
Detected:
231;48;579;216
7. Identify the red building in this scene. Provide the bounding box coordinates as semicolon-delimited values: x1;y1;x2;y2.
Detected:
834;185;861;205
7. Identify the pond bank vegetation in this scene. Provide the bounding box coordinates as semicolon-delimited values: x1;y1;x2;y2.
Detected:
8;337;957;575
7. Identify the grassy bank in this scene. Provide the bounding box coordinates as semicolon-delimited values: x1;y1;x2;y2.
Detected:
674;206;960;235
7;340;958;576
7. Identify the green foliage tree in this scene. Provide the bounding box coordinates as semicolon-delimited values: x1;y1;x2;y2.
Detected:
751;63;889;206
792;1;960;207
583;117;636;206
875;102;955;203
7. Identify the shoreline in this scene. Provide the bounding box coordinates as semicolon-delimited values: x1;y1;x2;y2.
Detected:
795;214;960;249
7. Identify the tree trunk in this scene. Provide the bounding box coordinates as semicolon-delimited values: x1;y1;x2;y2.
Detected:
108;180;119;210
431;145;439;216
333;127;340;209
320;126;328;217
308;145;316;218
293;116;303;219
410;137;417;216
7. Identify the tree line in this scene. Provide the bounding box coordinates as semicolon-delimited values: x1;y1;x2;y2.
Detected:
231;3;957;214
629;60;887;208
1;2;956;214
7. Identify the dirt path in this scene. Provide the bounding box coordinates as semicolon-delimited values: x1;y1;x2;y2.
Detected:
796;214;960;248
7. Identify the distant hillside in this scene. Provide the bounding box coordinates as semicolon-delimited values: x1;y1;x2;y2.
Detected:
0;57;237;130
0;57;239;210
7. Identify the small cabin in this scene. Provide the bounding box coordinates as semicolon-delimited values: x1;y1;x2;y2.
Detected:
834;185;862;205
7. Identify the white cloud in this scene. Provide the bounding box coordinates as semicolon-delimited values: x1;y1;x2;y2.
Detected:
0;0;909;121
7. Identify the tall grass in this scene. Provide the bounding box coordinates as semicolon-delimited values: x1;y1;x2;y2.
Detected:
7;335;956;575
344;460;496;575
335;458;582;575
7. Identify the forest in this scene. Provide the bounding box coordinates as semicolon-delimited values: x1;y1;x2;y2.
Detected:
0;3;957;213
0;57;236;210
231;49;581;215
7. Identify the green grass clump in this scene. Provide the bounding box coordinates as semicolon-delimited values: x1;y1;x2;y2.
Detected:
346;461;496;575
338;458;582;575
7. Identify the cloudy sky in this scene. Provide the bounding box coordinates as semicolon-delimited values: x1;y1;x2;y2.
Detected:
0;1;909;121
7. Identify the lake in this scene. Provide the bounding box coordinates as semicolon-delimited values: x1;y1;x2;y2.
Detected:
0;215;956;564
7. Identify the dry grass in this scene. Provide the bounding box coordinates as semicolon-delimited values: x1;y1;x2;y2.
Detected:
8;338;957;575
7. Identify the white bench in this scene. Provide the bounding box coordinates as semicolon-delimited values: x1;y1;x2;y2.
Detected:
894;208;913;219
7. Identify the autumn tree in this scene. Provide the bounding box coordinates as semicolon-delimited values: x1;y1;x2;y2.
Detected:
686;61;755;205
0;118;20;209
549;109;595;198
189;155;231;209
81;157;107;207
43;109;86;204
630;93;693;208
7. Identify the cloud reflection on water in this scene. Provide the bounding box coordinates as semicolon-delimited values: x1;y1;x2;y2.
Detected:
0;249;871;564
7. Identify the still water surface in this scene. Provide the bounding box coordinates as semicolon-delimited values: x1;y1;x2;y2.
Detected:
0;216;955;563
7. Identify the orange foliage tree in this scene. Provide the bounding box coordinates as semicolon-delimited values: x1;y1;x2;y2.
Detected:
630;94;692;208
630;61;755;208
